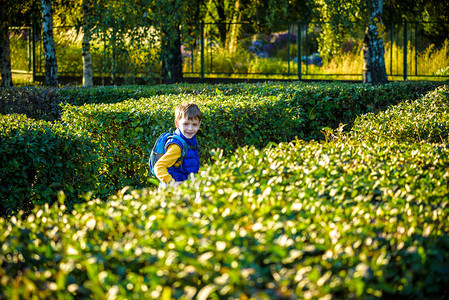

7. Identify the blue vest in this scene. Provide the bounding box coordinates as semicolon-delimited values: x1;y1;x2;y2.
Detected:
165;128;200;182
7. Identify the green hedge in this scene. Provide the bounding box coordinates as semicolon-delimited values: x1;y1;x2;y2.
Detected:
55;83;211;106
277;81;446;140
1;81;444;126
60;93;303;189
56;81;446;141
55;81;447;143
58;81;445;190
0;115;105;216
0;84;211;121
352;85;449;144
54;81;444;110
1;138;448;299
2;82;447;212
1;81;449;298
0;87;62;121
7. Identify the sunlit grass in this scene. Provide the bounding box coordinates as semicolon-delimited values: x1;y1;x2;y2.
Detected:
384;39;449;78
183;38;449;81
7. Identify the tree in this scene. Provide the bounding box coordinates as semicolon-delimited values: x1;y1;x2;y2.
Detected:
50;0;94;86
82;0;93;86
77;0;156;84
41;0;58;86
204;0;308;52
418;0;449;47
383;0;449;47
314;0;388;84
155;0;184;84
314;0;364;61
226;0;242;53
151;0;205;84
204;0;232;46
0;0;13;87
362;32;371;83
365;0;388;84
1;0;42;87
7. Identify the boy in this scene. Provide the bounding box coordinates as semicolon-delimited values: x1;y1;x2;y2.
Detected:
155;103;202;188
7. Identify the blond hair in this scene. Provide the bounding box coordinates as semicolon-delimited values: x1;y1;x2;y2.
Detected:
175;103;202;121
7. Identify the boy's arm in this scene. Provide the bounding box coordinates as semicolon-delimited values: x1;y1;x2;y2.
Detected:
154;144;182;184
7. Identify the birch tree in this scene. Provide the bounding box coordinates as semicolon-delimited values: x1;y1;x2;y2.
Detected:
365;0;387;84
316;0;388;84
227;0;242;53
41;0;58;86
81;0;92;86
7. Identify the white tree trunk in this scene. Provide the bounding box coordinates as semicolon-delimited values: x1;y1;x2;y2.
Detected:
82;0;93;87
362;31;372;83
42;0;58;86
227;0;241;53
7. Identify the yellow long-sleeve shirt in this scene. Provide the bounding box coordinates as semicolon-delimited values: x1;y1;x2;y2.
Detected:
154;144;182;184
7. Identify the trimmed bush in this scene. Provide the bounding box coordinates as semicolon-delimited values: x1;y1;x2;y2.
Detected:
276;81;447;140
59;81;445;190
60;93;303;189
54;81;445;111
0;114;105;216
0;84;212;122
1;138;448;299
55;83;211;106
0;87;61;121
1;81;449;298
352;85;449;144
1;80;444;126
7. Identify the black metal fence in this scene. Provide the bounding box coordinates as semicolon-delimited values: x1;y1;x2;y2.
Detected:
9;21;449;84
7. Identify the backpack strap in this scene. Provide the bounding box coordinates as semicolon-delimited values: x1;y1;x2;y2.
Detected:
165;134;188;167
167;135;188;157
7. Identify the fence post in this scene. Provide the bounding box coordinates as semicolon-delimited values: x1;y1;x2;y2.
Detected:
32;22;36;82
414;22;418;76
200;22;205;81
287;24;290;75
403;21;407;81
390;22;393;76
297;22;302;80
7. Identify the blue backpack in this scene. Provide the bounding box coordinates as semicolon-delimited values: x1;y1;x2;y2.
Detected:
148;131;188;177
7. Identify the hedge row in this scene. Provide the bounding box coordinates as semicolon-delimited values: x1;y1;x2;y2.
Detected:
1;81;444;125
0;87;62;121
55;84;211;106
59;80;449;143
1;82;447;215
60;93;303;189
1;82;448;297
59;81;446;190
352;84;449;144
0;115;106;216
1;137;448;299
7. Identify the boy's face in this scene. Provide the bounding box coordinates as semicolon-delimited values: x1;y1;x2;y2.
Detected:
175;117;201;139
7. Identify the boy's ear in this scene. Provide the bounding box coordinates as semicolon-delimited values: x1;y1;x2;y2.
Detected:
175;119;179;128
